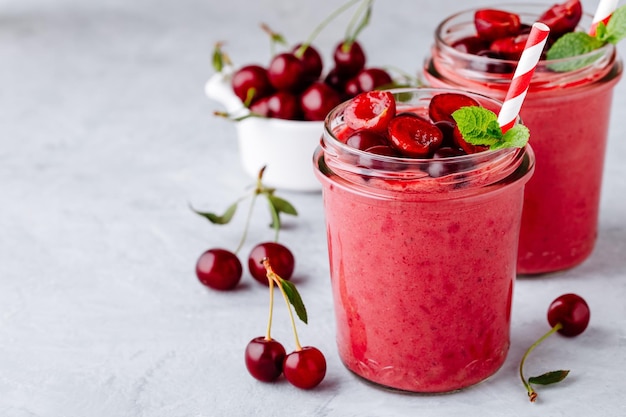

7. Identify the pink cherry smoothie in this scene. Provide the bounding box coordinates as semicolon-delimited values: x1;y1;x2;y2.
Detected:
313;88;534;392
423;4;623;274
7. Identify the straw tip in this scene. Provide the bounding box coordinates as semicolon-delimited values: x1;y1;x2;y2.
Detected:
532;22;551;33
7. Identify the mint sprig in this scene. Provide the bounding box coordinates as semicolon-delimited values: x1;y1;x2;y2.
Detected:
452;106;530;150
546;5;626;71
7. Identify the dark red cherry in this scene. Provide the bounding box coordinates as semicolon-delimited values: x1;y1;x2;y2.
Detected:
345;129;388;150
231;65;274;104
364;144;399;156
474;9;522;42
490;33;529;60
263;91;302;120
293;44;323;82
429;93;480;124
434;120;457;148
267;53;307;92
538;0;583;40
428;147;469;178
324;67;349;96
388;115;443;158
195;248;242;291
452;36;490;54
344;90;396;134
283;347;327;389
248;242;295;285
547;293;590;337
453;124;489;154
333;40;366;78
299;81;342;121
344;67;393;97
245;337;287;382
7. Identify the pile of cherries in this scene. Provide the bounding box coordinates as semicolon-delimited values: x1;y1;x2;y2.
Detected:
338;89;487;163
229;1;393;122
231;42;392;121
452;0;582;63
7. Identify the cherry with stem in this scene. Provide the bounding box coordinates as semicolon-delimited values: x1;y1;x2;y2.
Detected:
519;293;590;402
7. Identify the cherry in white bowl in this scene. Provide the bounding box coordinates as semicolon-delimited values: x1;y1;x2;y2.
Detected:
205;70;322;192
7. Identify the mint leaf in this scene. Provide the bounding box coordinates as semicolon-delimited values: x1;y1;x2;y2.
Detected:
546;31;605;63
281;279;308;324
605;5;626;44
492;124;530;150
528;370;570;386
191;202;238;225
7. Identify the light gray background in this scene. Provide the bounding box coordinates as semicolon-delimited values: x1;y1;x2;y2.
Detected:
1;0;625;416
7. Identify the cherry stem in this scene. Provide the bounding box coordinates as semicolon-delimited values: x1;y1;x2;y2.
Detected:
264;270;276;340
295;0;362;58
263;258;302;351
519;321;564;402
343;0;372;48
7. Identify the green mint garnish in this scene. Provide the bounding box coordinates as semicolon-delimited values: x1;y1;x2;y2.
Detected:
546;5;626;71
452;106;530;150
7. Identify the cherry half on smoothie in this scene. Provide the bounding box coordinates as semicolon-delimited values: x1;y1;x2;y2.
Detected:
519;293;591;402
344;90;396;133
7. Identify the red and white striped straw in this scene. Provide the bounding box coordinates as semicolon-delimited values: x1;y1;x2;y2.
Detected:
589;0;618;35
497;22;550;133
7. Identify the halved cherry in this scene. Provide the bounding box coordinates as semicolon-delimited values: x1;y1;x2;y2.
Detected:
345;129;388;150
388;115;443;158
474;9;521;42
344;90;396;133
428;93;480;124
453;124;489;154
538;0;582;40
490;33;530;60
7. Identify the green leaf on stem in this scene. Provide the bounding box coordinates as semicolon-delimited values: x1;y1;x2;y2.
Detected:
191;202;238;225
281;279;308;324
528;370;570;385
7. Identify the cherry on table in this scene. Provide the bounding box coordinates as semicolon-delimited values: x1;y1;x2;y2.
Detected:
245;337;287;382
248;242;295;286
283;346;327;389
195;248;242;291
547;293;590;337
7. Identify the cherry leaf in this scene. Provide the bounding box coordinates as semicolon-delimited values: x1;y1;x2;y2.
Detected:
528;370;570;385
268;195;298;216
191;202;238;225
281;279;308;324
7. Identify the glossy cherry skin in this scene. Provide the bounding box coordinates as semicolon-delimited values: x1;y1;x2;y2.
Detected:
345;129;388;150
452;36;490;54
231;65;274;104
267;52;307;93
248;242;295;285
293;43;323;82
453;124;489;155
429;93;480;123
489;34;529;60
474;9;521;42
283;347;327;389
245;337;287;382
195;248;242;291
387;115;443;158
344;67;393;97
251;91;302;120
344;90;396;134
299;81;342;121
333;40;366;78
547;293;590;337
538;0;582;40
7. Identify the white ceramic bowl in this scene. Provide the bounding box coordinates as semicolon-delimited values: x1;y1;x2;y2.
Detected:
205;71;323;192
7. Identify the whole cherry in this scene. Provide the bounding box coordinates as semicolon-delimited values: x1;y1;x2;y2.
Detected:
195;248;243;291
333;40;366;78
283;346;327;389
519;293;591;402
299;81;342;121
267;52;307;93
231;65;274;104
245;336;286;382
248;242;295;286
